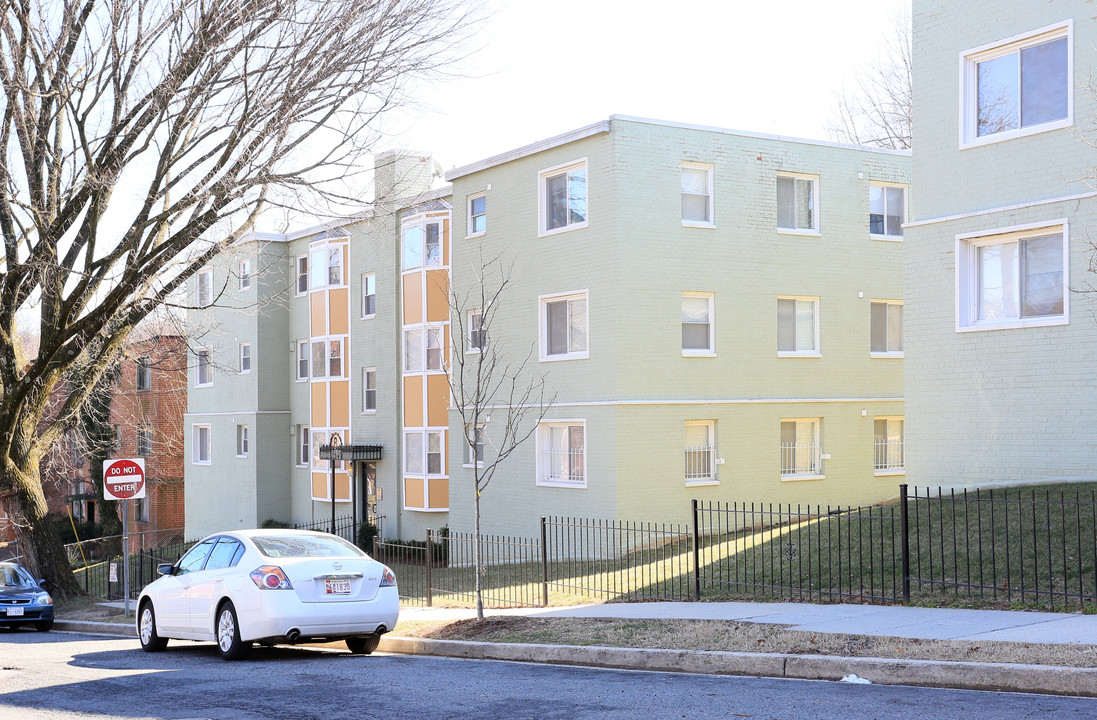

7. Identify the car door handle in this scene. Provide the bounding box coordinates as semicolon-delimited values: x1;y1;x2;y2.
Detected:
214;577;223;583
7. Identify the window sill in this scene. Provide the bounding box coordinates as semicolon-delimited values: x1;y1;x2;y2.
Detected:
296;377;308;383
361;314;376;321
777;352;821;358
236;454;248;459
777;228;821;237
361;410;377;415
465;347;484;355
192;460;211;466
681;220;715;229
875;469;906;477
404;506;449;513
685;479;719;487
682;350;716;358
960;117;1072;150
538;221;588;239
781;473;824;482
870;352;904;359
537;479;587;489
462;463;485;469
295;463;308;469
870;234;903;243
239;370;251;375
540;352;589;363
956;315;1067;333
195;383;213;389
465;231;486;240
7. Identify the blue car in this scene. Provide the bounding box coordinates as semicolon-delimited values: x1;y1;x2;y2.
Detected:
0;562;54;632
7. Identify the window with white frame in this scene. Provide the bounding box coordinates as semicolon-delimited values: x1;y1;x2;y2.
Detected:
426;327;442;370
193;425;211;464
539;160;588;235
682;293;714;355
874;417;905;473
681;163;714;225
311;338;344;378
362;368;376;412
870;301;903;355
404;432;424;475
537;421;585;487
468;193;486;236
195;348;212;386
196;269;213;307
465;424;484;467
312;340;327;378
361;273;376;318
297;425;309;466
467;309;486;353
777;297;819;355
239;343;251;373
328;339;342;377
404;328;423;372
427;432;443;474
685;421;716;484
869;184;906;238
296;255;308;295
402;220;443;270
137;423;152;456
136;356;152;391
310;245;344;289
961;22;1071;147
236;424;249;457
956;223;1067;330
776;173;818;232
239;259;251;290
780;419;821;477
296;340;309;381
540;291;588;361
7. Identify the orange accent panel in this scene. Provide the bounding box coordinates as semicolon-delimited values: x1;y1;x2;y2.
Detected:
404;477;425;509
329;288;349;336
310;293;326;335
425;270;449;323
403;274;423;325
428;477;449;510
311;383;327;427
330;380;350;427
403;376;423;428
335;472;350;501
312;472;329;500
427;375;450;427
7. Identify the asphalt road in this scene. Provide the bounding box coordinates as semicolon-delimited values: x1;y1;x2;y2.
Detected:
2;630;1097;720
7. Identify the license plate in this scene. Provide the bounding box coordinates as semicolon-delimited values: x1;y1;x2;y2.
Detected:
324;580;351;595
5;607;23;617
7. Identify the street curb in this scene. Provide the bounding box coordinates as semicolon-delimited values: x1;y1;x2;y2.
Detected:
377;636;1097;698
55;620;136;637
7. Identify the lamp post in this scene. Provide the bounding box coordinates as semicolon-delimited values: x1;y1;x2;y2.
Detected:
329;433;342;535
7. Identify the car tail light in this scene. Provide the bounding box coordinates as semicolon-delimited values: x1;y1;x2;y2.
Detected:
379;566;396;587
250;565;293;590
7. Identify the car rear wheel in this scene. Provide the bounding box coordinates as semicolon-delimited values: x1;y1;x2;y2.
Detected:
345;635;381;655
216;601;251;661
138;602;167;651
35;619;53;632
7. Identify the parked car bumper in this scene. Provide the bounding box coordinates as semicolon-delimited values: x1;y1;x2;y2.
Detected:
1;603;53;626
238;586;400;642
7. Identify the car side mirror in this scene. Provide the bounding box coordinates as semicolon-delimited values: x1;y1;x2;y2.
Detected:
156;563;175;577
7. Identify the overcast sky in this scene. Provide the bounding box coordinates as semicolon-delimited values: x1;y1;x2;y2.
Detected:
379;0;911;173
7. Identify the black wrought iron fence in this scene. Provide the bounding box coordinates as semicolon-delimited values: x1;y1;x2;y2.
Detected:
293;515;358;544
68;531;193;600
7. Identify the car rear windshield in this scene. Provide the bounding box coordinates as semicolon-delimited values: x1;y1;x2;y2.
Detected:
251;535;366;559
0;566;33;588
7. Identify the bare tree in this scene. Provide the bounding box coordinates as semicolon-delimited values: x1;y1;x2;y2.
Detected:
0;0;477;598
828;9;912;150
446;248;553;620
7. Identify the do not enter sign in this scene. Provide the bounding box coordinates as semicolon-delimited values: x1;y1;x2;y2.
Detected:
103;458;146;500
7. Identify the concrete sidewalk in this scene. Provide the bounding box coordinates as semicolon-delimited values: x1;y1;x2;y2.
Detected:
401;600;1097;646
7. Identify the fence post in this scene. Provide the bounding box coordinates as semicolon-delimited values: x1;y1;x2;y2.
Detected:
425;529;433;608
900;483;911;604
691;499;701;602
540;517;549;607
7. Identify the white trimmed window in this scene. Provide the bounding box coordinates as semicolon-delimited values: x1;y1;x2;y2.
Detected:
961;22;1072;147
870;301;903;356
682;292;714;355
465;424;485;467
776;173;818;233
537;421;586;487
681;163;714;225
540;291;588;361
236;424;249;457
136;356;152;391
297;425;309;467
777;297;819;356
328;339;342;377
310;245;345;289
539;160;588;235
956;222;1067;331
468;193;486;236
403;219;443;270
196;269;213;307
869;184;906;239
685;421;716;485
296;339;309;381
239;259;251;290
467;309;486;353
780;419;822;478
362;368;376;412
311;338;344;378
874;417;905;474
296;255;308;296
403;328;423;373
404;432;423;475
427;432;443;475
311;341;327;378
193;424;211;464
361;273;376;318
426;327;442;370
137;424;152;456
239;343;251;374
195;348;213;387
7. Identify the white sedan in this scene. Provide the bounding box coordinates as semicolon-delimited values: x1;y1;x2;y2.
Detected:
136;529;399;660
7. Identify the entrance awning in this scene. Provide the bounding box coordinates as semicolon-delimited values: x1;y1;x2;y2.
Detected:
318;444;383;462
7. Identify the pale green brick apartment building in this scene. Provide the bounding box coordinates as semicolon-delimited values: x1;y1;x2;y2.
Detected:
185;118;909;540
906;1;1097;488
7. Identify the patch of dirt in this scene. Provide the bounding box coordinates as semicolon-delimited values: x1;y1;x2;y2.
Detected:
55;598;131;624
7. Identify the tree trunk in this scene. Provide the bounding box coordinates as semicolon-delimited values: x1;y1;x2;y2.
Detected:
2;451;82;600
474;472;484;621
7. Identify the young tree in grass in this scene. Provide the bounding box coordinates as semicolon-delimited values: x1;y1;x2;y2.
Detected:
0;0;478;599
447;248;553;620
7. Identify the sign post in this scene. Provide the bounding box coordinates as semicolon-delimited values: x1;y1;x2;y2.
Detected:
103;458;146;616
